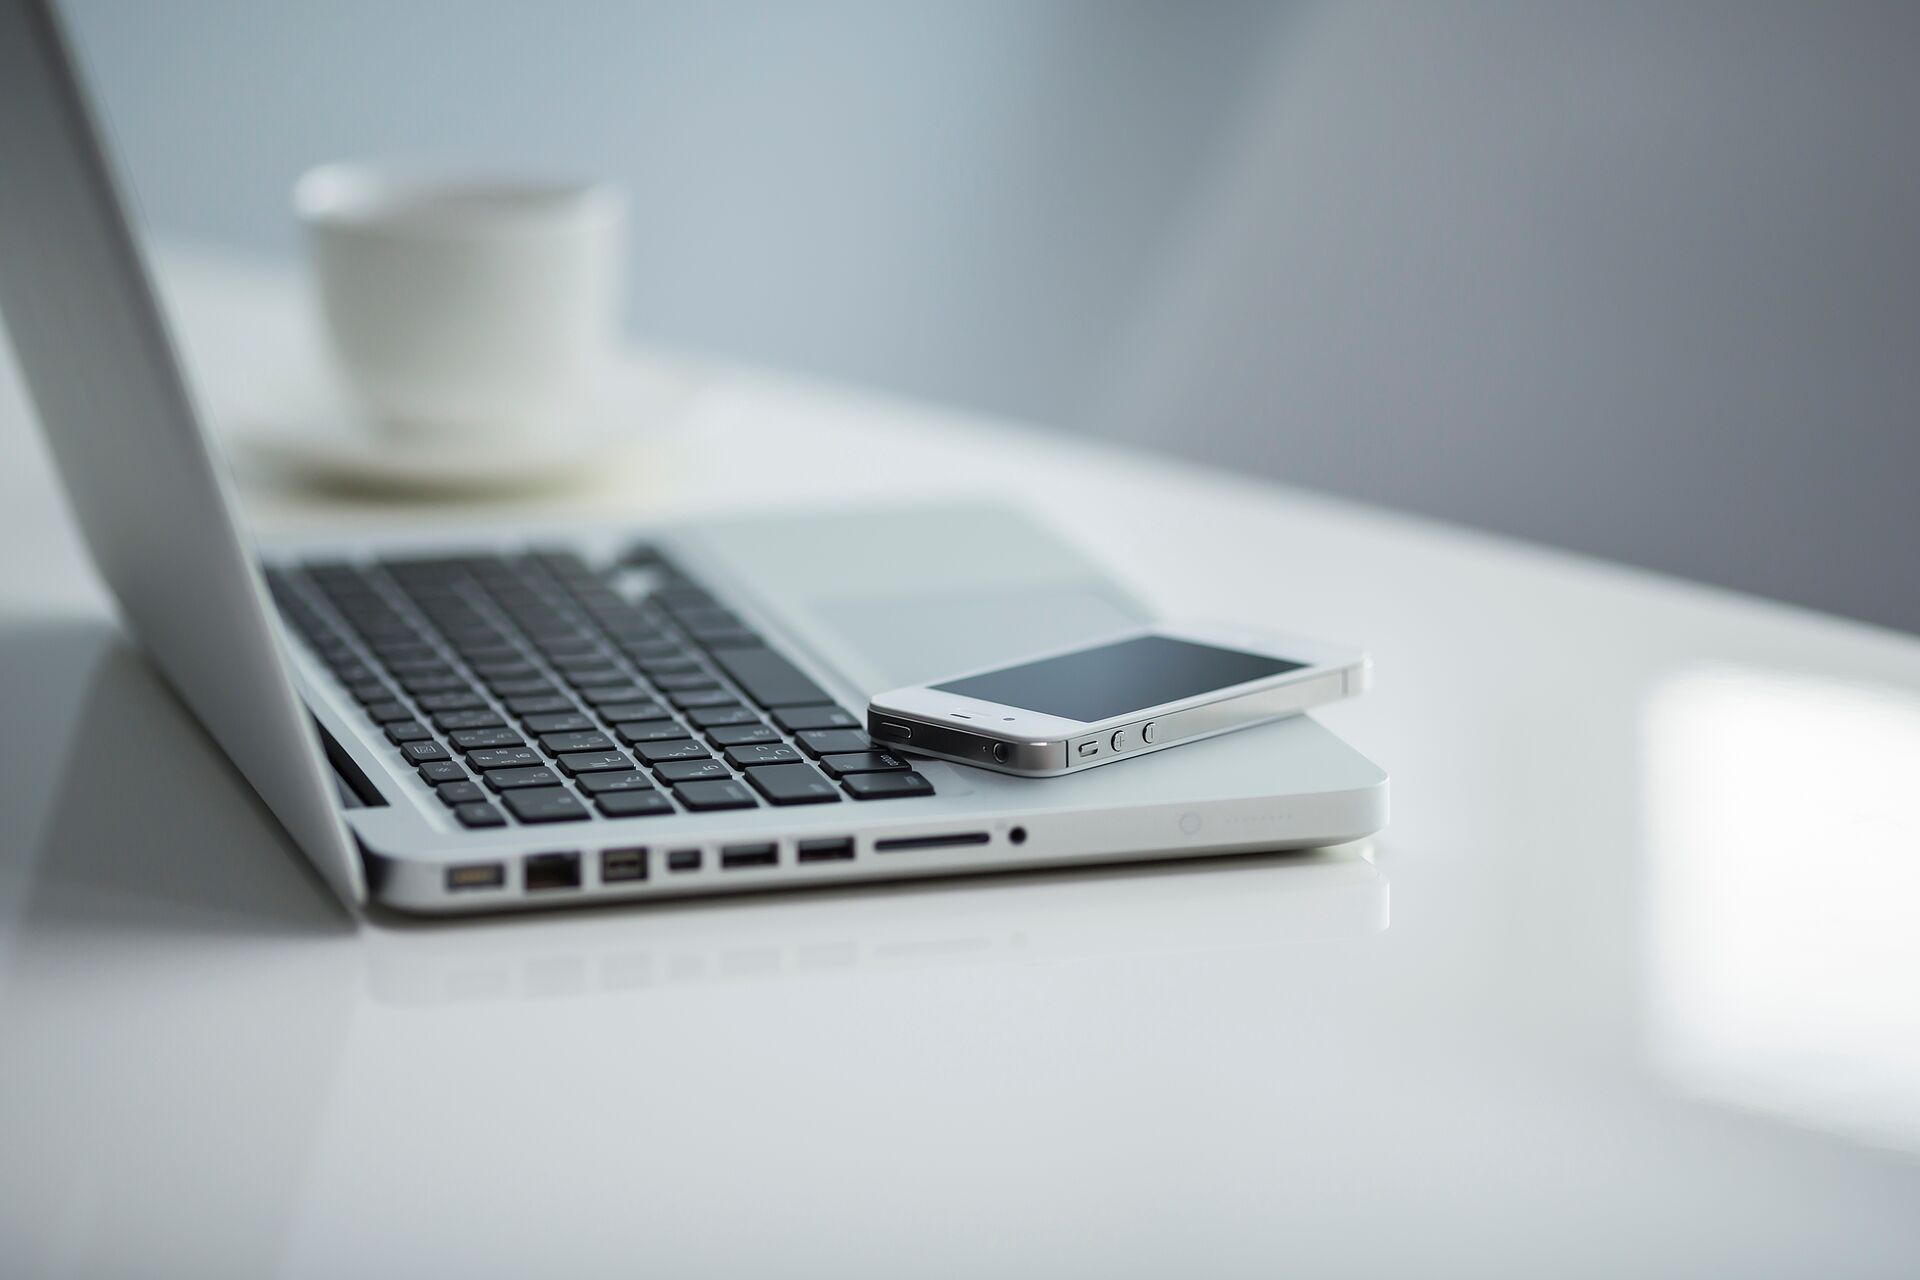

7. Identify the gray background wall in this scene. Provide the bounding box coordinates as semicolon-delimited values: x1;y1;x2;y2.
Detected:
63;0;1920;633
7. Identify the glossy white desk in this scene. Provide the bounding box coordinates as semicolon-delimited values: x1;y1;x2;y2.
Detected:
3;252;1918;1277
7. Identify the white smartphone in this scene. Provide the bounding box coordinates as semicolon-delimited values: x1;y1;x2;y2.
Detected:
867;623;1369;777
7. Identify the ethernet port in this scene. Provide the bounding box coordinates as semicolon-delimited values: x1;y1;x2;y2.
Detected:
525;851;581;892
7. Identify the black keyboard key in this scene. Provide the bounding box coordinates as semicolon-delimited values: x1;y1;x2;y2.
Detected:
655;758;731;783
618;638;683;660
347;680;391;704
468;746;544;770
671;779;757;811
484;765;562;790
371;641;437;664
477;667;545;691
418;760;470;784
575;770;655;794
557;751;634;775
453;641;519;663
597;790;673;817
615;720;693;745
548;653;617;675
707;722;779;747
668;689;740;710
561;668;628;690
453;801;507;828
633;655;701;677
689;627;762;650
580;684;652;707
709;646;831;709
506;694;576;716
635;738;711;765
796;728;872;757
418;691;488;712
470;659;540;680
451;727;526;752
489;677;561;698
331;662;375;685
437;780;488;806
539;730;616;754
533;637;602;660
518;620;587;642
432;707;507;731
723;743;804;769
819;751;913;777
687;705;760;728
385;656;454;676
773;705;859;732
400;740;451;764
364;700;415;724
400;672;471;695
594;700;669;722
743;762;841;806
521;712;597;735
650;671;719;692
503;787;590;823
842;770;935;800
385;721;434;745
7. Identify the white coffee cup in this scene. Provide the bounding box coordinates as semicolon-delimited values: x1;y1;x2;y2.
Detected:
295;164;626;440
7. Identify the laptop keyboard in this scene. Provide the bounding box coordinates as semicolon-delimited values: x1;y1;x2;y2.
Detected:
264;544;932;827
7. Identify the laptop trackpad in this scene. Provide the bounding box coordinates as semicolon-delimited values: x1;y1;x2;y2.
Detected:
677;505;1150;695
818;585;1141;690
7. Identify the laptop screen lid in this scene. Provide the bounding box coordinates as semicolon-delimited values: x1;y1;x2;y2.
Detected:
0;1;366;906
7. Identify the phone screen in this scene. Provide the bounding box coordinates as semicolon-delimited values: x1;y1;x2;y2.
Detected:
932;634;1302;723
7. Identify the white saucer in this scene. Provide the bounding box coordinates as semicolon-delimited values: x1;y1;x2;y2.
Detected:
224;364;699;498
232;416;619;497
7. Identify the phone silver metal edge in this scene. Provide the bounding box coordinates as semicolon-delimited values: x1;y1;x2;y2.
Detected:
866;624;1370;777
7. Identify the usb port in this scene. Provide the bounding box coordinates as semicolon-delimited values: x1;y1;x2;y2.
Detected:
524;851;581;891
666;848;702;872
446;862;505;891
797;837;854;864
601;847;646;883
720;842;777;870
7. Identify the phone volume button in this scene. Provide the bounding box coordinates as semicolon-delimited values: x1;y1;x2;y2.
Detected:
1141;721;1157;744
1110;729;1127;752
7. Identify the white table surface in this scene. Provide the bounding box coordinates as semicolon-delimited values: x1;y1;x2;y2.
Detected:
3;249;1918;1278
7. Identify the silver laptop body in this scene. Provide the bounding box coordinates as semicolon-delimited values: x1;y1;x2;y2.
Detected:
0;0;1386;915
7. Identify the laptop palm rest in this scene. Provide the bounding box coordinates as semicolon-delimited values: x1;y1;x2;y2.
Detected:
676;504;1151;697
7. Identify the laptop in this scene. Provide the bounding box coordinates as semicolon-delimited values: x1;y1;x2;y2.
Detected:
0;0;1387;914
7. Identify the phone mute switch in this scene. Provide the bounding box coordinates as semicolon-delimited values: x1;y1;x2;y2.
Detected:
1076;740;1099;757
879;721;913;739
